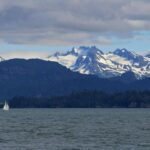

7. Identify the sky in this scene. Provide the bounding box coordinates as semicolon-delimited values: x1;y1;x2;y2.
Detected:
0;0;150;58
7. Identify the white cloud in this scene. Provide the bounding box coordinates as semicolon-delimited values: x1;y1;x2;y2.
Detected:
1;50;49;59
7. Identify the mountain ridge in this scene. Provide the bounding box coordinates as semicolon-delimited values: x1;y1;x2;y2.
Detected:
0;58;149;99
48;46;150;78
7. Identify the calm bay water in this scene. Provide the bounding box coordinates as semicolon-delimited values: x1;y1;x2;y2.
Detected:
0;108;150;150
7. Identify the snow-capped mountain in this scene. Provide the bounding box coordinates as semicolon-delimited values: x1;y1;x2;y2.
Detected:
145;53;150;58
0;56;5;62
47;46;150;78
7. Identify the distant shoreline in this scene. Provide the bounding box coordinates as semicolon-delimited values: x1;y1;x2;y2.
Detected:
6;91;150;108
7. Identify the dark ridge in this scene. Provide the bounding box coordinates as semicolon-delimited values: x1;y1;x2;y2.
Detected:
0;59;149;100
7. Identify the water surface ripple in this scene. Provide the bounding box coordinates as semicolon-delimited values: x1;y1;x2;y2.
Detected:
0;108;150;150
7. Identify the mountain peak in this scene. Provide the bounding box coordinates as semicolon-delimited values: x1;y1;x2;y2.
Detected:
48;46;150;78
145;53;150;58
114;48;131;55
78;46;103;55
113;48;138;60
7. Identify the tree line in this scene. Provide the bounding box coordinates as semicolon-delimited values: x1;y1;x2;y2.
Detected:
7;90;150;108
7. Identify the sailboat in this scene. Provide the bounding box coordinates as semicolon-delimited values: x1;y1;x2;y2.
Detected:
3;101;9;111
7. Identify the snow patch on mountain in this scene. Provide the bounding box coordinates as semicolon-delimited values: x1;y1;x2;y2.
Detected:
49;54;77;68
0;56;5;62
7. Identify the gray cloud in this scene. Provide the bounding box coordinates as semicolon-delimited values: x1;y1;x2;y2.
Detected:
0;0;150;45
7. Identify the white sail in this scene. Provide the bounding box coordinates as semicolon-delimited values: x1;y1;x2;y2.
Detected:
3;101;9;111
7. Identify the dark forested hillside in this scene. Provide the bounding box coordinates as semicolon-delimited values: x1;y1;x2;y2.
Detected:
0;59;150;100
0;59;122;99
